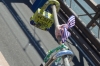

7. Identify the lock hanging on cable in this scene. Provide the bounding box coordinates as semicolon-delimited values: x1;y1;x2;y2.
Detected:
30;0;60;30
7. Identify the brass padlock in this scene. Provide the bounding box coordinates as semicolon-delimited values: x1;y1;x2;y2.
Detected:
30;0;60;30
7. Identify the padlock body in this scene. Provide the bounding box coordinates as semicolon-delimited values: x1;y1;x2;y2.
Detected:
32;8;54;30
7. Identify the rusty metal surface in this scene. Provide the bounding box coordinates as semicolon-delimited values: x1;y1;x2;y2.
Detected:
74;0;100;29
86;10;100;28
58;0;100;65
84;0;98;12
58;10;100;65
58;0;100;50
83;0;100;29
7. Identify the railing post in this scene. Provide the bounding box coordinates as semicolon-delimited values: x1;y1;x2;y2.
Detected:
51;4;70;66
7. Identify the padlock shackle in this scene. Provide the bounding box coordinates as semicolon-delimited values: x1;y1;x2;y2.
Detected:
40;0;60;14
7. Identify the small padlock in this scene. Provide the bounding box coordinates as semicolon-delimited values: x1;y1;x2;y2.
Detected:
30;0;60;30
